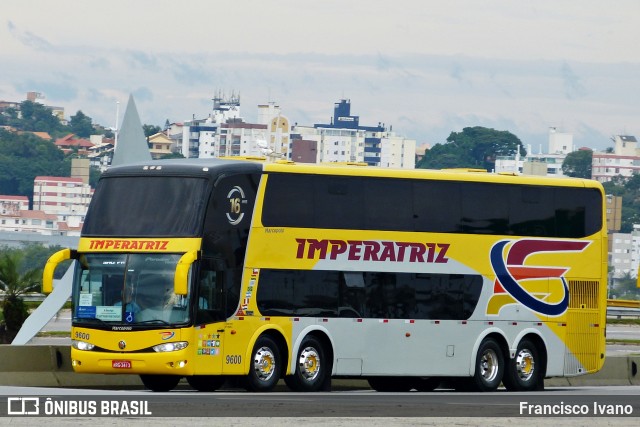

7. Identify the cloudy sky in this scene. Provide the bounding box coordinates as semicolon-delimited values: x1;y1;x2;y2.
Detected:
2;0;639;152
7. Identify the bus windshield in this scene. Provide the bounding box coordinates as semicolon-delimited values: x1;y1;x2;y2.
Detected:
73;253;191;326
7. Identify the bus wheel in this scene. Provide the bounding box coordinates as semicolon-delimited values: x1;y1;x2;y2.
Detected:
503;339;542;392
284;336;327;392
140;374;181;392
471;338;504;392
186;375;226;392
367;377;413;392
245;335;281;392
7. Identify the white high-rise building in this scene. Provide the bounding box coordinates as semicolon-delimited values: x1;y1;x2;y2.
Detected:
33;176;92;224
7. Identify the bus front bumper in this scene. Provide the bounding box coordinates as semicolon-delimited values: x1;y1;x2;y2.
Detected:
70;347;195;376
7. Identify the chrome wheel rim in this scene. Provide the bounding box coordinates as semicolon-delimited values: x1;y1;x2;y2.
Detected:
253;346;276;382
298;347;320;382
515;349;535;382
479;348;499;382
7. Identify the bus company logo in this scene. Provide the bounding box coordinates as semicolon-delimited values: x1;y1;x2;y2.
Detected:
226;186;247;225
488;239;590;316
88;239;169;251
159;331;175;340
295;238;449;263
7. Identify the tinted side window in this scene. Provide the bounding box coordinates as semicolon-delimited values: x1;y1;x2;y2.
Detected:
363;178;413;231
256;269;482;320
256;270;339;316
413;180;461;233
261;173;602;238
262;174;314;227
460;183;509;234
315;176;364;229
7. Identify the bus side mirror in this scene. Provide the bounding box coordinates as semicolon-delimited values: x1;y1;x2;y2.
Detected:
175;250;198;296
42;249;73;294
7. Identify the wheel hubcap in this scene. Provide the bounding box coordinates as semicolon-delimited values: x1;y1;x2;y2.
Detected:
480;349;499;382
253;347;276;382
515;349;535;381
298;347;320;381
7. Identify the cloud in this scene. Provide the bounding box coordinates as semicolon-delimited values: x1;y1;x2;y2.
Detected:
7;20;55;51
561;61;587;99
14;79;77;102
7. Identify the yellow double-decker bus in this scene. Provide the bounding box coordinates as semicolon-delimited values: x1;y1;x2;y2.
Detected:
43;158;607;392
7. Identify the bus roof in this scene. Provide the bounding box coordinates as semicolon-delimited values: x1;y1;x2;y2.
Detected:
263;162;603;190
101;158;602;190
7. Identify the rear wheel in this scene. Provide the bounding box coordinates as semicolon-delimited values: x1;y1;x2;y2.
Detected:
186;375;226;392
470;338;504;392
284;336;328;392
503;339;543;391
245;335;281;392
140;374;181;392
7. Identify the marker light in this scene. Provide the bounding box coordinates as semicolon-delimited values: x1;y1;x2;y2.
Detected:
152;341;188;353
72;340;95;351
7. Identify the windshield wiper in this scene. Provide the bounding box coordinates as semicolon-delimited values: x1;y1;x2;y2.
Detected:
136;319;173;326
74;317;111;327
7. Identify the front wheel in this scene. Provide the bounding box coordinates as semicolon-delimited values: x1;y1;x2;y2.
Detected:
284;336;328;392
471;338;504;392
503;339;543;391
140;374;181;392
245;335;281;392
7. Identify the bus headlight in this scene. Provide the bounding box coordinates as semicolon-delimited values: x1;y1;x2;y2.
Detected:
152;341;188;352
72;340;95;351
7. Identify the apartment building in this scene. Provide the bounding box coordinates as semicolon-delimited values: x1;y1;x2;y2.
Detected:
33;176;93;222
494;127;573;176
291;99;416;168
592;135;640;183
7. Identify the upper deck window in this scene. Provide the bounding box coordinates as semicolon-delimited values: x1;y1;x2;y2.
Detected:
83;176;208;237
262;173;602;239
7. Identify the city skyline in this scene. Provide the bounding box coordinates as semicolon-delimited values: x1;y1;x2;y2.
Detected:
2;1;639;152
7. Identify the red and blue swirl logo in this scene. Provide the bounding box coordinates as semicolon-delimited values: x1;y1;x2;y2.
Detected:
490;239;590;316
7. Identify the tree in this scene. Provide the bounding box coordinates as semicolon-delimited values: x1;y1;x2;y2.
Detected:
0;129;69;199
143;124;162;138
12;101;64;134
417;126;524;171
0;250;42;343
610;271;640;300
69;110;94;138
561;149;593;178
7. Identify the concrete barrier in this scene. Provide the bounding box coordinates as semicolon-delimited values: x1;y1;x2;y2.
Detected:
0;345;638;389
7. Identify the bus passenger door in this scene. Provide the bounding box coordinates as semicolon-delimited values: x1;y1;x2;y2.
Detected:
192;260;226;375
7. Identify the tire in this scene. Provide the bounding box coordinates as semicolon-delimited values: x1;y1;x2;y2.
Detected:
503;338;543;392
186;375;226;392
284;336;328;392
245;335;281;392
367;376;414;392
140;374;181;392
470;338;504;392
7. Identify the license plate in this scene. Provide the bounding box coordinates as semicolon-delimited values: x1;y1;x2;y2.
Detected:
112;360;132;369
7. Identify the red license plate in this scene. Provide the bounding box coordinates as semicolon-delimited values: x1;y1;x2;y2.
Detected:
112;360;132;369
